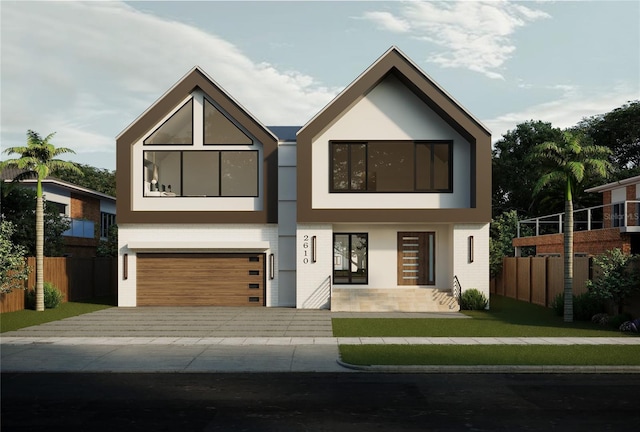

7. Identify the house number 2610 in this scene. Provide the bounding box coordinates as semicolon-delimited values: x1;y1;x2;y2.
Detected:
302;235;310;264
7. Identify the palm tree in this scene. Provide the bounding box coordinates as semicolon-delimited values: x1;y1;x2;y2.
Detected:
529;131;612;322
1;130;81;311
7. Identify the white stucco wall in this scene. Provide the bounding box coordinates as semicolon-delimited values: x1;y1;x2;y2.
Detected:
118;223;279;307
296;224;333;309
311;74;471;210
452;223;490;307
331;223;453;290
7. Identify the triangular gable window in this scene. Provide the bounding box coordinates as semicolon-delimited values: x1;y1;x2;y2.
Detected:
204;99;253;145
144;99;193;145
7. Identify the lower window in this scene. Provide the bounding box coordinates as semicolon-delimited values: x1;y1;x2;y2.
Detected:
333;233;368;284
397;232;435;285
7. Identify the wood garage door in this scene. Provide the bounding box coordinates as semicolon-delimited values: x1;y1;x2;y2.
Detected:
137;253;265;306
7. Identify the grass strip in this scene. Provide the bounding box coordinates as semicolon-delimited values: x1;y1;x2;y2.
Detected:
333;296;632;337
0;297;114;333
339;345;640;366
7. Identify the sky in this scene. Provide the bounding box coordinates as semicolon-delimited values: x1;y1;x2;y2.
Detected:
1;0;638;171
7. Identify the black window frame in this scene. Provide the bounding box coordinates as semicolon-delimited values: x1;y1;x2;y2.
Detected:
100;212;116;239
142;150;259;198
332;233;368;285
329;140;453;193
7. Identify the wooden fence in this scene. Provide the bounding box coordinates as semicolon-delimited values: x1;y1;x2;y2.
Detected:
492;256;591;307
1;257;117;313
492;256;640;316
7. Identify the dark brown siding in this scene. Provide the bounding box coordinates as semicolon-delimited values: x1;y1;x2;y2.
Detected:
117;69;278;224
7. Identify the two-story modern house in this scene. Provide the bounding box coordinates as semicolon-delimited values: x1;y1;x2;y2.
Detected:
116;47;491;310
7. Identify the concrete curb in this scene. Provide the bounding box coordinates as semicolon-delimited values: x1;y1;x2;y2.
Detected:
336;359;640;374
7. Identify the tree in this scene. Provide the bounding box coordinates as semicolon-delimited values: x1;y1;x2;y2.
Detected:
586;249;640;315
54;163;116;197
577;100;640;178
0;221;30;294
489;210;534;278
1;130;82;311
492;121;565;218
96;224;118;258
529;131;612;322
0;182;70;256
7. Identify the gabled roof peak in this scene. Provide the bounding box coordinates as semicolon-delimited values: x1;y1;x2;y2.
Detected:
116;66;277;142
298;45;490;139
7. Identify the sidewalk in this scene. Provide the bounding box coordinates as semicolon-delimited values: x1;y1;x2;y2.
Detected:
2;307;639;373
2;336;639;373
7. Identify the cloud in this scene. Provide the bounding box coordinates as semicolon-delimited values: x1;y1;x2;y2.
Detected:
484;83;638;142
361;11;411;33
1;2;338;162
361;1;550;79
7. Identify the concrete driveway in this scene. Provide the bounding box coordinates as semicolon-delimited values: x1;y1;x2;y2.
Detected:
2;307;335;338
1;306;466;338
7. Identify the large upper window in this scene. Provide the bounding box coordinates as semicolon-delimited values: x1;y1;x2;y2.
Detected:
330;141;452;193
143;99;193;145
143;150;258;197
333;233;368;284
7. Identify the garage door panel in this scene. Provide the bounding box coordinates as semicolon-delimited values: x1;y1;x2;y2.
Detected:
137;253;265;306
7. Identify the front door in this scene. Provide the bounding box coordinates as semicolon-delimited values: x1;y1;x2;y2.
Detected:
397;232;435;286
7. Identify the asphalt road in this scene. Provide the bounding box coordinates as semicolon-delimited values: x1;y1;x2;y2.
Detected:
2;373;639;431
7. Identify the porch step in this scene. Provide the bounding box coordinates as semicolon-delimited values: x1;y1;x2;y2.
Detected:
331;287;459;313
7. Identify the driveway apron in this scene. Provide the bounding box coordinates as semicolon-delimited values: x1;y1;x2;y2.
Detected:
1;307;335;338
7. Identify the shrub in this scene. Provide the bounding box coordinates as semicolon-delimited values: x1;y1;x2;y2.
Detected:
460;289;488;310
609;313;633;330
25;282;65;310
591;313;610;326
573;292;604;321
0;221;30;294
550;292;604;321
586;249;640;315
551;293;564;317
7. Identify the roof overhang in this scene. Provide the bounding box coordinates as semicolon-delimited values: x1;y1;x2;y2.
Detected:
127;241;271;252
585;175;640;193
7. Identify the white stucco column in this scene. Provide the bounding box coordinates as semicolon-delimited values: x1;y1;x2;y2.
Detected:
296;224;333;309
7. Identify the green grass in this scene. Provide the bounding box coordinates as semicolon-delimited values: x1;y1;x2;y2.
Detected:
332;295;634;337
339;345;640;366
0;297;114;333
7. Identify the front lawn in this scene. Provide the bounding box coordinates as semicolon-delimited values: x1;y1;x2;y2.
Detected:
0;297;114;333
339;344;640;366
332;295;633;337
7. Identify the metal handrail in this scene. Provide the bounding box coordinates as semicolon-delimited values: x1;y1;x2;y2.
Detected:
453;275;462;304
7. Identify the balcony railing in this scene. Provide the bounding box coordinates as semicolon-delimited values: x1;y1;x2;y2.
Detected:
517;200;640;238
62;218;95;239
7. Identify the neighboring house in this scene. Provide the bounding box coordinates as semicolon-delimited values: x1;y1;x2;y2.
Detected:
1;168;117;257
116;46;492;310
513;175;640;256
